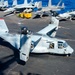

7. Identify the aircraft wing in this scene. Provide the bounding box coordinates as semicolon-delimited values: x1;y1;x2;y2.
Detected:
57;13;72;20
20;35;31;62
15;4;34;9
69;14;75;20
37;17;59;37
34;8;52;18
4;5;34;13
70;14;75;17
0;33;31;62
4;7;15;13
0;18;9;33
69;11;75;16
0;18;31;62
31;37;49;53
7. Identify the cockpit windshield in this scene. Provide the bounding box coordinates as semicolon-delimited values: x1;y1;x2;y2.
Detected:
58;41;68;49
63;42;68;48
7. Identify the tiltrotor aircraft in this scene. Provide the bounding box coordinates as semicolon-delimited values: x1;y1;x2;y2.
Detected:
0;17;74;63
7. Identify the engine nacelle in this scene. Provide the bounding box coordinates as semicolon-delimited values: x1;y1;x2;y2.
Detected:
21;27;29;35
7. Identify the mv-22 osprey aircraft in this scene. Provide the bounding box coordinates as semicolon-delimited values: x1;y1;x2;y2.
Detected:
0;17;74;63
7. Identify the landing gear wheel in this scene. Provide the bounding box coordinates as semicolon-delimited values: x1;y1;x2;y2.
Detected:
66;54;71;57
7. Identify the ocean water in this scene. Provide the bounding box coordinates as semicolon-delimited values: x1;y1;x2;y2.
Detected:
8;0;75;13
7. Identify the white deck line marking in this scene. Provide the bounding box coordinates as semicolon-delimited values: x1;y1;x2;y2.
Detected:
6;63;19;75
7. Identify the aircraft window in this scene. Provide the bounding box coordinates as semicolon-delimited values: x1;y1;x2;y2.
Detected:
49;43;54;49
58;41;68;49
58;41;63;43
58;43;63;49
63;42;68;48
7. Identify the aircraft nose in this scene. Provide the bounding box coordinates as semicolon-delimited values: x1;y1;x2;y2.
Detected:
67;46;74;54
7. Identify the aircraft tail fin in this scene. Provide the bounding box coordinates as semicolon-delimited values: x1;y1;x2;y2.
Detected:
4;1;8;7
24;0;28;4
0;0;4;5
35;1;42;9
29;0;34;5
37;17;59;37
56;0;62;7
20;35;31;62
61;3;65;9
0;18;9;33
48;0;51;7
30;0;33;3
12;0;17;6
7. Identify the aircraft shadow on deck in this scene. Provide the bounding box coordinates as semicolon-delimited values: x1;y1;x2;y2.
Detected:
0;37;28;74
33;14;49;19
